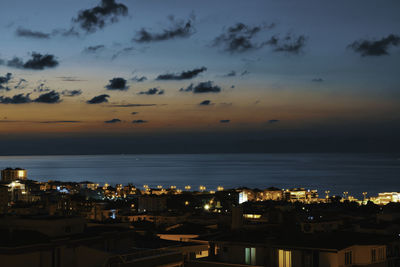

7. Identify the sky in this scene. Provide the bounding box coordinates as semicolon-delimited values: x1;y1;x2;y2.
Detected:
0;0;399;154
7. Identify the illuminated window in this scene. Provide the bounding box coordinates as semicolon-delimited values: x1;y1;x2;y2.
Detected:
245;247;256;265
372;249;376;262
17;170;25;178
378;247;385;261
279;250;292;267
345;251;352;265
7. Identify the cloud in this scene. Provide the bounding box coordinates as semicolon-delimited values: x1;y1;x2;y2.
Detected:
62;89;82;96
40;120;80;124
34;83;50;92
14;78;27;89
105;77;129;90
6;52;59;70
83;45;105;53
105;118;121;123
199;100;212;106
133;15;195;42
0;73;12;91
16;27;51;39
267;34;307;54
132;119;148;124
34;90;61;103
138;88;164;95
73;0;128;33
220;120;230;123
109;103;158;107
224;71;236;77
156;67;207;80
180;81;221;93
348;34;400;56
312;78;324;82
268;119;280;124
0;93;32;104
57;76;86;82
131;75;147;82
112;47;135;60
241;70;250;76
213;22;275;53
87;94;110;104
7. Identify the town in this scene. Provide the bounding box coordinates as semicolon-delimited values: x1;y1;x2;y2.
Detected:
1;167;399;267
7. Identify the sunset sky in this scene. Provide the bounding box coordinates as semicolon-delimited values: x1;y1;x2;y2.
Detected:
0;0;399;154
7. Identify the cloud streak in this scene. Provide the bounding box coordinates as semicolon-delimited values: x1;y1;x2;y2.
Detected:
180;81;221;93
87;94;110;104
138;88;164;95
133;15;195;43
156;67;207;80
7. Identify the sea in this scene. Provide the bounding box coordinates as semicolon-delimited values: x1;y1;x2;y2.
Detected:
0;153;399;197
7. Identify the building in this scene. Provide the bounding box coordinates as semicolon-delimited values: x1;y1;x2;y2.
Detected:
370;192;400;205
0;185;9;214
191;230;399;267
1;168;27;183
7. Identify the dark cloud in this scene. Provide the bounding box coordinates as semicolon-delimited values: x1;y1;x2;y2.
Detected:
14;78;27;89
220;120;230;123
16;27;51;39
73;0;128;33
199;100;212;106
40;121;80;124
241;70;250;76
213;22;275;53
62;89;82;96
180;81;221;93
156;67;207;80
134;15;195;43
224;71;236;77
87;94;110;104
312;78;324;82
0;73;12;91
267;34;307;54
131;75;147;82
268;119;280;124
105;77;129;90
34;83;50;92
34;90;61;103
105;118;121;123
51;27;81;37
0;93;32;104
132;119;148;124
138;88;164;95
6;52;59;70
348;34;400;56
83;45;105;53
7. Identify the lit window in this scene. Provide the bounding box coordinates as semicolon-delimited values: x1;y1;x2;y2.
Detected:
279;250;292;267
378;247;385;261
345;251;352;265
245;247;256;265
372;249;376;262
